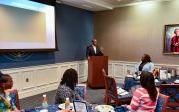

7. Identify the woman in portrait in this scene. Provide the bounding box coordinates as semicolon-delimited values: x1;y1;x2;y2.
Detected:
171;28;179;52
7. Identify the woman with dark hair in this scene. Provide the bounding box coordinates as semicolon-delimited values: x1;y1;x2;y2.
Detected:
116;72;158;112
127;71;158;111
55;68;79;104
0;78;20;112
135;54;154;74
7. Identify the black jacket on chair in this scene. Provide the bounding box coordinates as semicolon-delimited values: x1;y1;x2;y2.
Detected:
86;45;103;58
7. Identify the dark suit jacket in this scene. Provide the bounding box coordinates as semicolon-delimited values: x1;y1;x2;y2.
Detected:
86;45;103;58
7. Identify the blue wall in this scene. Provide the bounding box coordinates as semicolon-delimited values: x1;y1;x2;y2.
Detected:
0;4;93;69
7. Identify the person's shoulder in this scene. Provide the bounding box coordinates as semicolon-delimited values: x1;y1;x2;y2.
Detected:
171;35;176;38
136;87;144;91
145;62;154;66
87;45;92;48
88;44;92;47
148;62;154;66
135;87;147;94
61;85;73;91
63;85;71;90
58;85;67;89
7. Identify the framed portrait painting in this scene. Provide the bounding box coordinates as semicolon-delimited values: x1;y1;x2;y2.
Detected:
164;24;179;54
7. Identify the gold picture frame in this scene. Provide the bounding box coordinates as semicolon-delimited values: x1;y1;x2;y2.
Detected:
164;24;179;54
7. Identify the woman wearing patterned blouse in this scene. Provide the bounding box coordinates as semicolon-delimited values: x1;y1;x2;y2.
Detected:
0;78;19;112
55;68;80;104
0;86;11;112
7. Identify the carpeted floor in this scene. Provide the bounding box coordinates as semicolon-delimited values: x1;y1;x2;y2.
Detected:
20;87;105;109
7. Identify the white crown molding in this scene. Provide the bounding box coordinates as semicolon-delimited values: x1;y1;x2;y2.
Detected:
56;0;113;11
56;0;173;11
84;0;113;10
113;0;173;8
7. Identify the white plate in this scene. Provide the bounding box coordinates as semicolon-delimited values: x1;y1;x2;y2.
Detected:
136;76;140;80
95;105;114;112
174;80;179;83
58;103;74;110
40;109;48;112
155;79;159;83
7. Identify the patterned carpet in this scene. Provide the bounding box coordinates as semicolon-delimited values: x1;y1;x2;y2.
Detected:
20;87;105;109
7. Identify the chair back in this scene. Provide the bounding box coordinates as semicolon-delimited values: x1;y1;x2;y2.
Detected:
103;71;132;105
5;89;20;110
159;84;179;107
104;75;118;99
155;93;169;112
74;84;86;99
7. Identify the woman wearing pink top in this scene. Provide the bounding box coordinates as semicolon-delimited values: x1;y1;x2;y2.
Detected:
116;71;158;112
127;71;158;112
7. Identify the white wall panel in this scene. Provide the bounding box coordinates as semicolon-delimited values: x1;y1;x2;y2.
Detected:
125;64;135;74
21;70;36;90
108;63;113;77
10;72;22;90
1;61;86;99
113;63;123;77
79;62;86;82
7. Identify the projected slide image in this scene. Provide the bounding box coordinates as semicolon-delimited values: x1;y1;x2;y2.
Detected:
0;4;46;43
0;0;55;50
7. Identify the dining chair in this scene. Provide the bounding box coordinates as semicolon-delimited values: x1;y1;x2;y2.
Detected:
103;74;132;105
102;69;110;104
159;84;179;111
155;93;169;112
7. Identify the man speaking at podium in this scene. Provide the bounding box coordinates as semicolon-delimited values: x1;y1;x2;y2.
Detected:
86;38;103;59
86;38;107;88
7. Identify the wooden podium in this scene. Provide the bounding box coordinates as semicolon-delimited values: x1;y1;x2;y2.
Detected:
87;56;108;88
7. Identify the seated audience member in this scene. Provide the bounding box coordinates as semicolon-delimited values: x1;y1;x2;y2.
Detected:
0;78;11;111
153;68;160;78
0;78;19;112
55;68;81;104
123;71;159;112
135;54;154;74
